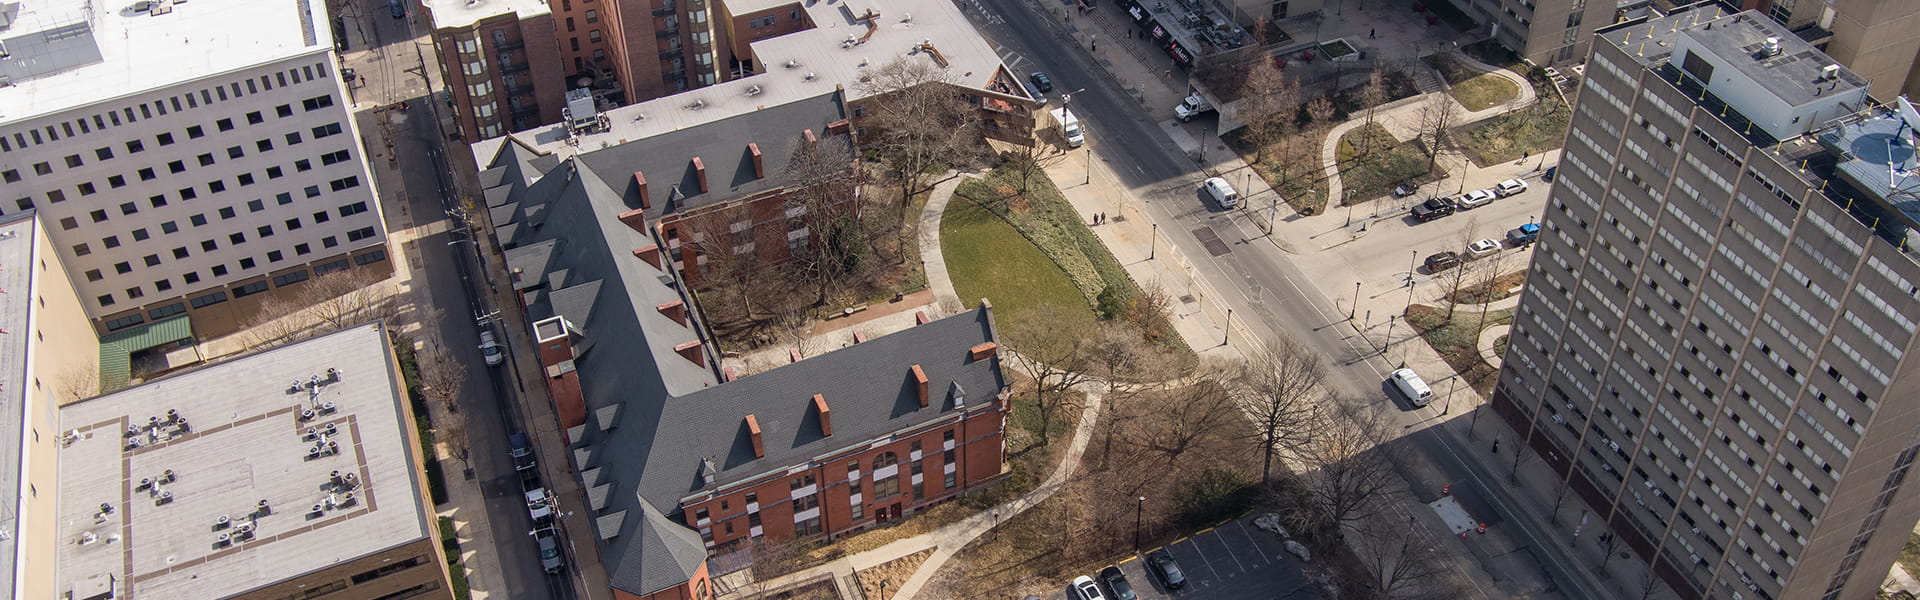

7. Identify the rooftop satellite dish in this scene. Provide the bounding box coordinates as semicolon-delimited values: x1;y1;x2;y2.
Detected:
1897;96;1920;135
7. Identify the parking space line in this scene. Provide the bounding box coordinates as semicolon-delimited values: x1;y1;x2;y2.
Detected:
1231;520;1272;566
1174;538;1221;582
1206;529;1246;574
1117;554;1139;565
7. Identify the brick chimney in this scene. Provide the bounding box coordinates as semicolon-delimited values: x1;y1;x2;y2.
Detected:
745;415;764;458
674;340;705;367
802;129;817;146
656;300;687;325
617;208;647;233
789;348;803;363
827;119;852;135
813;394;832;437
749;143;764;179
634;171;651;208
633;245;662;269
692;157;708;193
969;342;998;361
911;365;929;408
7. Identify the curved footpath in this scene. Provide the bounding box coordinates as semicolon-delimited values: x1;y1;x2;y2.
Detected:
1320;50;1538;207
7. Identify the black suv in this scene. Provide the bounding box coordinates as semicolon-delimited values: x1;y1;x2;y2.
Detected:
1425;251;1462;272
1145;550;1186;590
1029;71;1054;93
1411;197;1455;222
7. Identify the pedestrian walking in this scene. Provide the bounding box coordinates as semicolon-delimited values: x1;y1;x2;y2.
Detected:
1369;28;1376;39
1491;434;1501;454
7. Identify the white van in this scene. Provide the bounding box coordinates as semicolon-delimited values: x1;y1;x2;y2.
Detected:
478;330;505;367
1050;107;1085;148
1202;177;1240;209
1389;368;1433;405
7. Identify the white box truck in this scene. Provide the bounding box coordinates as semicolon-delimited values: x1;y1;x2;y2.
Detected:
1051;107;1085;147
1174;93;1214;122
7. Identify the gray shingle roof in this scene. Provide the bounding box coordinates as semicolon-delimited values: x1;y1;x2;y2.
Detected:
478;89;1004;598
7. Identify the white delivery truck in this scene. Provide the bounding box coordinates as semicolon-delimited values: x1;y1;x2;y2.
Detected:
1174;93;1214;122
1051;107;1085;147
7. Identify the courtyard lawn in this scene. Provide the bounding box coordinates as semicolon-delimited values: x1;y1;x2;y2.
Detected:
940;195;1092;323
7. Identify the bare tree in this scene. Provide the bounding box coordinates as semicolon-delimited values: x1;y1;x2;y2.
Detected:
1125;362;1242;466
1237;335;1327;485
416;341;467;412
56;357;102;405
1239;57;1301;166
781;132;867;307
688;205;771;321
242;270;402;348
1437;218;1484;320
1415;92;1465;174
1356;67;1391;157
1355;514;1451;599
1291;399;1397;531
1002;305;1098;447
856;57;983;257
1001;139;1069;195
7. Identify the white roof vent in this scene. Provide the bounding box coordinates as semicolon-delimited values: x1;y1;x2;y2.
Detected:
804;72;816;80
746;85;762;96
1821;64;1840;80
1761;36;1782;57
902;12;911;22
785;59;799;68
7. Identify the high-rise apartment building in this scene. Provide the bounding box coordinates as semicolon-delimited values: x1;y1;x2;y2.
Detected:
0;0;392;337
1730;0;1920;103
1493;5;1920;600
1459;0;1623;65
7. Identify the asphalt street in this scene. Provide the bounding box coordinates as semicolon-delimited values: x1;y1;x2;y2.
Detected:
350;6;571;599
964;1;1614;598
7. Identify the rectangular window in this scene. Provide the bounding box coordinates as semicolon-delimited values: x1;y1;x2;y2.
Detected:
189;291;228;308
216;118;235;131
347;227;377;242
233;281;270;297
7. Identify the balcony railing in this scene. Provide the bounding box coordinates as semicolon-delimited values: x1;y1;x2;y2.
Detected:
494;40;525;51
657;27;680;38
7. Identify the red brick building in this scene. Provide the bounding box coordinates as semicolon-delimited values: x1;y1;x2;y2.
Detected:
478;89;1008;600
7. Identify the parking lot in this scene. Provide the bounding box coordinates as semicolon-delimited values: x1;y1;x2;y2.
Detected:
1051;516;1317;600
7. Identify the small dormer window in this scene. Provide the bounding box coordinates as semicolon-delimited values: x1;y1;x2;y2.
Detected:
949;382;967;407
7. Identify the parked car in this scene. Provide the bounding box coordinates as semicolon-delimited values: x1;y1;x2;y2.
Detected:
1507;222;1542;246
1098;566;1137;600
1070;575;1108;600
1029;71;1054;93
479;330;505;366
1466;238;1501;258
1389;368;1434;406
1025;81;1049;105
1202;177;1241;209
1392;181;1417;198
1146;550;1187;590
1412;197;1455;222
1493;178;1529;197
1453;189;1497;210
1425;251;1462;272
510;433;537;471
535;528;565;573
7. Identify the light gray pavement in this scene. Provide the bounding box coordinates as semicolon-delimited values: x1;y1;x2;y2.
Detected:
1477;324;1510;370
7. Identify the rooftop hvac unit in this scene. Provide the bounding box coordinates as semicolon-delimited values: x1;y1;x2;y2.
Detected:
1822;64;1840;81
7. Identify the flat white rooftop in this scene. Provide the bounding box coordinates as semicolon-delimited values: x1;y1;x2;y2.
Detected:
54;323;430;600
425;0;552;30
478;0;1023;159
0;0;332;125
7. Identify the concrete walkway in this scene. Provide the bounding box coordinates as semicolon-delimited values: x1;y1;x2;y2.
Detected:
1477;324;1510;370
919;175;970;313
1320;50;1538;207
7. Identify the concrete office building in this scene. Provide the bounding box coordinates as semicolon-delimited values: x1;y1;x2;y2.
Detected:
0;0;392;339
1493;5;1920;599
425;0;571;139
1724;0;1920;104
52;322;452;600
1457;0;1623;65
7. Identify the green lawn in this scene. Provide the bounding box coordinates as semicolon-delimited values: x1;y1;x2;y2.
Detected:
1453;74;1519;112
1455;98;1571;167
941;194;1091;322
1336;123;1443;203
1406;304;1515;395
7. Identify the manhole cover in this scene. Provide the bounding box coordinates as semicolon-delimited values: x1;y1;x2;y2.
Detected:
1192;227;1232;256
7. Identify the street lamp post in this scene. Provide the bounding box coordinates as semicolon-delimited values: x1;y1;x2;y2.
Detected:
1351;281;1361;320
1149;223;1158;260
1223;308;1233;346
1085;147;1092;185
1133;496;1146;550
1382;314;1396;354
1441;378;1456;415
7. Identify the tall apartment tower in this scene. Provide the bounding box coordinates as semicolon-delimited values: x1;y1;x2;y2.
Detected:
0;0;391;337
1493;5;1920;600
1734;0;1920;103
426;0;571;139
1461;0;1623;65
